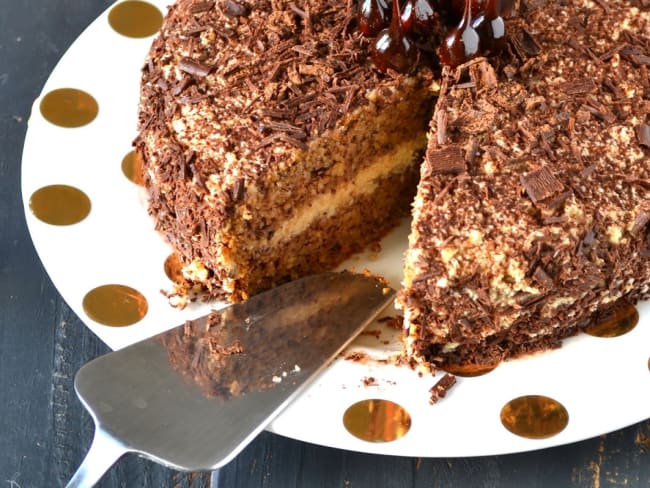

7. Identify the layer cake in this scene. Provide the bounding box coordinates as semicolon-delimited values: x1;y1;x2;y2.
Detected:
137;0;650;369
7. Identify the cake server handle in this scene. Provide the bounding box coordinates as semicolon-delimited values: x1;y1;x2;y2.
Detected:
65;427;128;488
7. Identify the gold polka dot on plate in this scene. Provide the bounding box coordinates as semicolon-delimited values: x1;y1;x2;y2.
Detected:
164;253;185;283
500;395;569;439
39;88;98;128
442;362;498;378
83;284;148;327
584;299;639;338
343;399;411;443
29;184;91;225
108;1;163;38
121;150;144;185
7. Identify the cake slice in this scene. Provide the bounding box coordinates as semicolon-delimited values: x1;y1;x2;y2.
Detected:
135;0;434;304
399;0;650;369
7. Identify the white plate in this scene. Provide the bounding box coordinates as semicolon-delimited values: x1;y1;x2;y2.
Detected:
22;0;650;458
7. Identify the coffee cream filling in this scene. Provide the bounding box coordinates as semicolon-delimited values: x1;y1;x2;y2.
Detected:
263;136;425;248
180;136;424;293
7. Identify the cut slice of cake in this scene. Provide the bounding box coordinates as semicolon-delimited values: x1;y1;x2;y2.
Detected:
399;0;650;369
135;0;434;304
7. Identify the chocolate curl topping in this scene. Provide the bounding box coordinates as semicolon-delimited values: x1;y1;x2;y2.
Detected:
179;58;212;78
189;1;215;14
426;145;466;175
637;123;650;148
520;167;564;204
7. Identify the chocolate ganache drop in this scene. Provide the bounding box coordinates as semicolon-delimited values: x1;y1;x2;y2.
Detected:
438;0;481;67
372;0;418;73
359;0;391;37
444;0;485;23
401;0;438;36
472;0;506;54
358;0;509;71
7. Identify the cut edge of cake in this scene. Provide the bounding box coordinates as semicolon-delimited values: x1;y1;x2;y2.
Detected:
398;0;650;370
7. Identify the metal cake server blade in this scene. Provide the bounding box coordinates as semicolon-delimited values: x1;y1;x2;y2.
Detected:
66;271;395;488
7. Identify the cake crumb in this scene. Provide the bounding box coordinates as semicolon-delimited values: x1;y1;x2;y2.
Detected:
368;241;382;253
344;351;369;362
429;373;457;404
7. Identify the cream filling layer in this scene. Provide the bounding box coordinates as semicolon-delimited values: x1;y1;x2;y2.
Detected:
266;136;425;247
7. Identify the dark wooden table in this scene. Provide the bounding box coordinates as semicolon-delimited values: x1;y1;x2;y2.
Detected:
1;1;649;487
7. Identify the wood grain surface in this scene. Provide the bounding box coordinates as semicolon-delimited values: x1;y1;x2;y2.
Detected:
1;1;648;487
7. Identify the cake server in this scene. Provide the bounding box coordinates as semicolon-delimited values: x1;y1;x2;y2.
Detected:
66;271;395;488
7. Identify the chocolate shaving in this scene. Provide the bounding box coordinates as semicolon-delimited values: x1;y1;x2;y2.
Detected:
520;167;564;204
429;373;456;404
626;178;650;190
582;99;616;124
466;138;479;172
577;228;596;255
599;44;626;62
231;178;245;203
179;58;212;78
637;123;650;148
223;0;249;17
592;0;610;12
533;266;554;288
560;78;597;95
436;107;448;146
426;145;466;175
189;1;215;14
627;54;650;67
632;211;650;236
171;77;192;96
510;27;542;60
260;121;308;139
277;132;309;151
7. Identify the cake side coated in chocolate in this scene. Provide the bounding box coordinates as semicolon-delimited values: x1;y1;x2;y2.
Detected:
400;0;650;368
